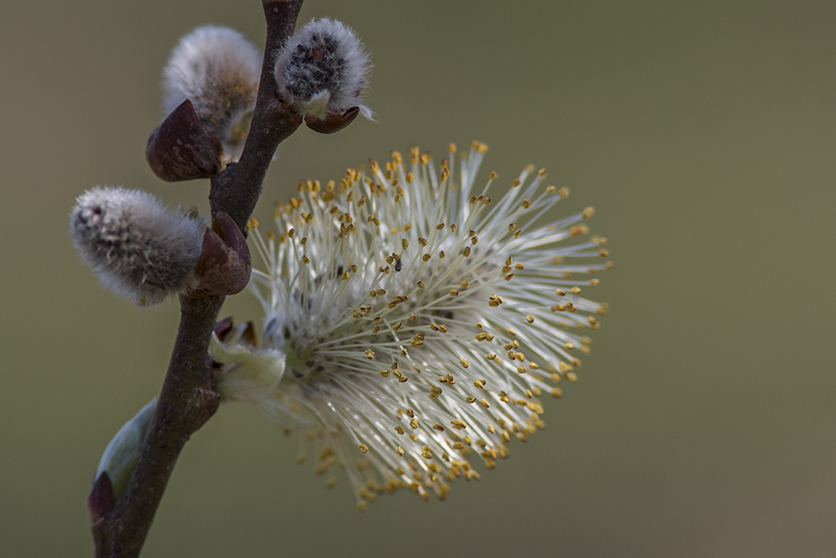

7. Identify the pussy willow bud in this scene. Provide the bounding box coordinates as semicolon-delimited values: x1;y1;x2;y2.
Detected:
162;26;261;162
93;399;157;508
192;212;252;295
214;316;257;348
304;106;360;135
70;187;204;306
146;99;224;182
274;18;372;123
87;471;114;523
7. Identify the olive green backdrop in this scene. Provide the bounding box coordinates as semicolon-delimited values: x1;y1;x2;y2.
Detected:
1;1;834;556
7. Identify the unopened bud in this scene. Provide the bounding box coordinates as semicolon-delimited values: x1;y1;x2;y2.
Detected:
94;399;156;508
305;106;360;135
274;18;372;123
214;317;257;348
70;188;204;306
193;212;252;295
146;99;223;182
87;471;115;523
162;26;261;162
213;316;235;341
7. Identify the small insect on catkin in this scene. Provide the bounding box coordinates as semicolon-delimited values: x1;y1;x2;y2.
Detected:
70;187;204;306
162;26;262;162
274;18;372;120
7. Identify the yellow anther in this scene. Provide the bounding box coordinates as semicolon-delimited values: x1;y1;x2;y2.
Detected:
359;444;369;453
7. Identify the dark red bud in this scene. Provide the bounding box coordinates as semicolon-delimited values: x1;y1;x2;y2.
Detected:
305;106;360;134
239;321;257;348
146;99;224;182
214;316;235;341
193;212;252;295
88;471;115;524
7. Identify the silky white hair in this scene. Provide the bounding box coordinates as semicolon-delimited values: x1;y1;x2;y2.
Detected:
274;18;372;119
70;187;204;306
162;26;262;161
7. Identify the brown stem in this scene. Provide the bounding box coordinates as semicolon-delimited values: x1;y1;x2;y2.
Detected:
210;0;305;230
91;2;304;556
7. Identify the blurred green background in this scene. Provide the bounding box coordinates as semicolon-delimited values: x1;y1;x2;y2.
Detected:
2;1;834;556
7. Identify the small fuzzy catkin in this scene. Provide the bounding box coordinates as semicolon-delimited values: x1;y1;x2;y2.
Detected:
70;187;204;306
274;18;372;120
162;26;262;161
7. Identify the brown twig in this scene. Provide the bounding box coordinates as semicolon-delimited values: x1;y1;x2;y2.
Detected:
210;0;305;230
91;2;304;556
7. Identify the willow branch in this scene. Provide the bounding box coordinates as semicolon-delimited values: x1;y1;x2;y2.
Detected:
91;2;304;557
210;0;304;229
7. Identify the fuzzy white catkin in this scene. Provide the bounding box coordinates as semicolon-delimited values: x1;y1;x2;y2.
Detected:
274;18;372;119
162;26;262;161
70;187;204;306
